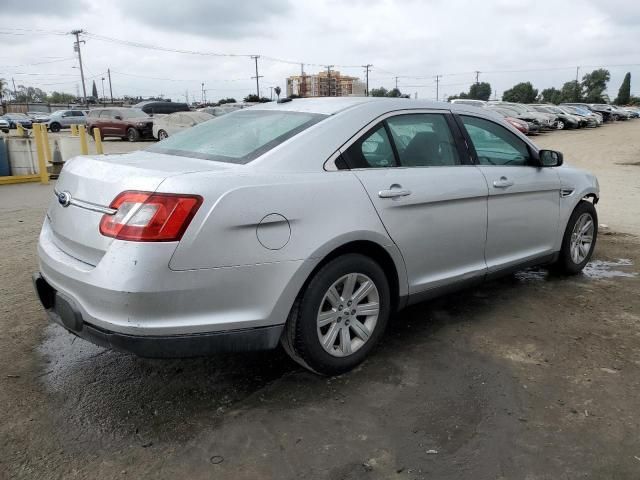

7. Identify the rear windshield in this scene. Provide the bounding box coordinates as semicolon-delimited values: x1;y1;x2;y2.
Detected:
147;109;326;164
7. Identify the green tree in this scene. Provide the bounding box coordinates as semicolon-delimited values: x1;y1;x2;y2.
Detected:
559;80;581;103
581;68;610;103
47;91;76;103
14;85;47;103
370;87;388;97
217;98;237;105
614;72;631;105
468;82;492;100
502;82;538;103
539;87;562;104
386;88;402;97
91;80;98;99
243;94;270;103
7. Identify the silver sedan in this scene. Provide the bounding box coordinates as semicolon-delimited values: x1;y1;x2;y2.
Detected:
34;98;599;375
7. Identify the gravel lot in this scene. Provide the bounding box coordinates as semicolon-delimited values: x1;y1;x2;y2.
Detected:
1;122;639;479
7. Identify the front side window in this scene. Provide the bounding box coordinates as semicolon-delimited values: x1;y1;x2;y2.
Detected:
461;116;531;166
386;114;460;167
148;109;326;164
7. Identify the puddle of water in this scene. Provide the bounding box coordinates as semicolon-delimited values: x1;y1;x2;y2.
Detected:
582;259;637;279
514;269;548;282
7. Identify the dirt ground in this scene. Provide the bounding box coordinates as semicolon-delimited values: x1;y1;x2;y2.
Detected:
1;122;639;479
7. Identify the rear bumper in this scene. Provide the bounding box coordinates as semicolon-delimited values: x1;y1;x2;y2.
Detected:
33;273;284;357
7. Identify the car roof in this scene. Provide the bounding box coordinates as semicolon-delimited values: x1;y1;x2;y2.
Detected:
249;97;456;116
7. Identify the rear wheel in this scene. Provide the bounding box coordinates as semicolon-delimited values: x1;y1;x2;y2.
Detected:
282;254;391;375
554;201;597;274
49;122;61;133
126;127;140;142
158;129;168;140
556;120;565;130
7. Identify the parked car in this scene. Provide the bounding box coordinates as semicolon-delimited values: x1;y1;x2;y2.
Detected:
557;105;601;127
199;105;242;117
608;105;631;120
563;103;612;122
486;104;543;132
528;105;582;129
1;113;33;129
622;107;640;118
0;117;10;133
153;111;213;140
34;98;600;375
46;110;87;132
86;108;153;141
488;102;555;130
27;111;50;123
133;101;190;115
484;106;536;135
449;99;487;108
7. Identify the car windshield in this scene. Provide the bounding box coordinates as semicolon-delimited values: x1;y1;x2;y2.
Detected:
116;108;148;119
148;109;326;164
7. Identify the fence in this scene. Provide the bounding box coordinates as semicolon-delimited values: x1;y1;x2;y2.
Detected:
1;102;127;115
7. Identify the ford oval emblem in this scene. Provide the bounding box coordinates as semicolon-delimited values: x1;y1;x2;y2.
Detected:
58;191;72;207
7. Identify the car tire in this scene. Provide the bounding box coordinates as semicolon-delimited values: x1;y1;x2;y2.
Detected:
49;122;61;133
1;129;8;134
126;127;140;142
281;253;391;375
158;129;168;140
556;120;565;130
554;200;598;275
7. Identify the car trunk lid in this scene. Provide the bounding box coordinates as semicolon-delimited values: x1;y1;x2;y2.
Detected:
47;151;233;266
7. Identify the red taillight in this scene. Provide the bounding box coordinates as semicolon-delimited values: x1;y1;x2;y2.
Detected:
99;191;203;242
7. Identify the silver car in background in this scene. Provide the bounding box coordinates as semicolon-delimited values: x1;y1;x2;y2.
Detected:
152;111;213;140
34;98;600;375
47;109;88;132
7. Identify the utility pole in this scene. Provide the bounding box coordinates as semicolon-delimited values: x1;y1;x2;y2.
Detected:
201;82;205;104
395;76;399;90
269;86;274;100
435;75;442;101
251;55;263;98
101;77;105;105
475;70;480;84
12;77;17;102
70;29;87;105
301;63;304;76
107;68;113;103
575;66;580;101
325;65;334;97
362;64;372;96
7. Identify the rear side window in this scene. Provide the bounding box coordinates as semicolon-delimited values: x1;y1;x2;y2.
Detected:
147;109;326;164
461;115;530;166
342;125;396;168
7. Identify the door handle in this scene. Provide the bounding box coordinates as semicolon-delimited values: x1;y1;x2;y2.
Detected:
493;176;514;188
378;184;412;198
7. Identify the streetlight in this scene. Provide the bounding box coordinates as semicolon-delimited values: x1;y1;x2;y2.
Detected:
101;77;105;104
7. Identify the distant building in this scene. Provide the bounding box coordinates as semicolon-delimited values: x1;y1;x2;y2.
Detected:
286;70;366;98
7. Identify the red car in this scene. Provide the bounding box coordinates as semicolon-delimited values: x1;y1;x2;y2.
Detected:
86;107;153;141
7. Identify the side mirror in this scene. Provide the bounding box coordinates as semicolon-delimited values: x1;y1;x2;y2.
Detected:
114;115;122;120
538;149;563;167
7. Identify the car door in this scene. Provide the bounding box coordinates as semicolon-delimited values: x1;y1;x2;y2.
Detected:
457;114;561;272
97;110;114;135
343;111;489;294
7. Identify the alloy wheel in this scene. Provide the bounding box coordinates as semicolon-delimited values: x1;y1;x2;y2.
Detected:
570;213;594;264
316;273;380;357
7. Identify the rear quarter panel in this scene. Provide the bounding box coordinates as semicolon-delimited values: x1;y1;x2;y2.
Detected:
163;170;396;270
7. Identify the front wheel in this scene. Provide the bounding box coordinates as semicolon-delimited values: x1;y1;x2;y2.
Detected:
554;201;598;274
157;129;168;140
281;254;391;375
556;120;565;130
49;122;61;133
126;127;140;142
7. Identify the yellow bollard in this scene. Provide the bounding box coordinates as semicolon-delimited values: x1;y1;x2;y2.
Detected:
42;126;52;163
78;125;89;155
70;124;78;136
93;128;104;155
33;124;49;185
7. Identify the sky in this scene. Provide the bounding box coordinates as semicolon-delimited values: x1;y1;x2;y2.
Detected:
1;0;639;103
